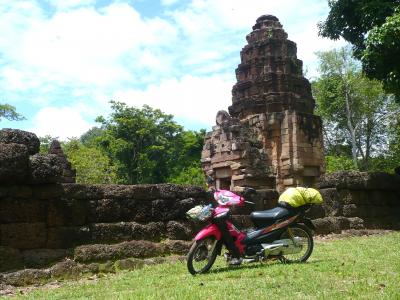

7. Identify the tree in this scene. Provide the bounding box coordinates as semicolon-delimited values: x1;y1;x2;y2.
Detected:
313;47;398;170
362;11;400;98
63;138;117;184
319;1;400;99
0;104;25;121
96;101;183;184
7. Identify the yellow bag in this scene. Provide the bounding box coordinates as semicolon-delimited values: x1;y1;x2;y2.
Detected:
278;187;323;208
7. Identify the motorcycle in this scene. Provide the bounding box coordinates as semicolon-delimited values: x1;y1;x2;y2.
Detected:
186;188;316;275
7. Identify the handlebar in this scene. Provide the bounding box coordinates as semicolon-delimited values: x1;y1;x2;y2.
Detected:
245;200;255;205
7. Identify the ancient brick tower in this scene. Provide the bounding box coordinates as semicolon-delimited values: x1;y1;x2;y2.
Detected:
201;15;324;193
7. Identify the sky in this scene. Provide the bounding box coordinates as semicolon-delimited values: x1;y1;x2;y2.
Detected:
0;0;344;140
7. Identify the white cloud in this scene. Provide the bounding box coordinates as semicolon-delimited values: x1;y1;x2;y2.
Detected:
112;74;234;128
31;105;93;140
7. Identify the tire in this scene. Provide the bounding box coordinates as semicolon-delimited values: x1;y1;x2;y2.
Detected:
279;223;314;263
187;237;220;275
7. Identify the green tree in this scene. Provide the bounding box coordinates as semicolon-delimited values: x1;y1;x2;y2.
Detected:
63;138;117;184
96;101;184;184
313;47;398;170
362;11;400;98
319;0;400;99
0;104;25;121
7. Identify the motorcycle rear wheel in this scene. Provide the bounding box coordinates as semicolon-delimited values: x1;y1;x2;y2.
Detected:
279;223;313;263
187;237;219;275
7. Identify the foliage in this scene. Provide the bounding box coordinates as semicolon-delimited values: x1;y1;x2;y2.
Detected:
313;47;399;170
95;101;205;185
325;155;357;173
0;103;25;121
362;10;400;99
15;232;400;299
39;135;56;154
63;138;117;184
319;0;400;99
168;163;206;187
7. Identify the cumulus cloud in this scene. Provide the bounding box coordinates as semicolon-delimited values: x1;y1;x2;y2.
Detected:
112;74;234;128
31;105;93;140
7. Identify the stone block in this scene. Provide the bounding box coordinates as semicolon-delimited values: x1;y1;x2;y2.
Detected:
1;223;47;249
47;226;91;249
47;198;87;226
0;129;40;155
29;154;63;184
8;185;32;198
74;240;169;263
61;184;104;200
0;198;47;223
32;184;63;199
3;269;50;286
320;188;342;216
90;222;165;243
0;143;29;184
166;221;193;240
164;240;192;255
22;249;67;268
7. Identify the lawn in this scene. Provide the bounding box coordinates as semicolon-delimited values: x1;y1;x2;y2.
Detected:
6;232;400;300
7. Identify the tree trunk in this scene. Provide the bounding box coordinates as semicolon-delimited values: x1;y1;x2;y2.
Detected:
344;89;359;169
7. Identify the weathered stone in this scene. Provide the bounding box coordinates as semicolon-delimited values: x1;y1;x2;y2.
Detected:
22;249;67;268
0;198;47;223
8;185;32;198
0;246;23;272
3;269;50;286
29;154;63;184
164;240;192;255
320;188;342;216
90;222;164;243
32;184;63;199
166;221;193;240
47;226;91;249
0;143;29;184
0;129;40;155
115;258;145;271
49;259;88;279
201;15;324;194
61;184;104;200
74;240;169;263
348;217;364;230
47;198;87;226
48;140;76;183
1;223;46;249
313;217;350;235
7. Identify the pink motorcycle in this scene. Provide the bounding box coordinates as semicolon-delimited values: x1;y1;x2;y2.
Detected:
186;188;315;275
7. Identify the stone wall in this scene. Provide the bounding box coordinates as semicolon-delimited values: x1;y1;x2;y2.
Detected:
311;171;400;234
0;183;207;272
0;128;208;274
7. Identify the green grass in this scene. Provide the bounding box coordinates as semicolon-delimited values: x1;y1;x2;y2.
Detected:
7;232;400;300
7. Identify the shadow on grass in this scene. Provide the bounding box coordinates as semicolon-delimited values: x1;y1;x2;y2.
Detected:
206;259;328;275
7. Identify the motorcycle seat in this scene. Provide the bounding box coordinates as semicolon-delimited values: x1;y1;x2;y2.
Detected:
250;207;292;221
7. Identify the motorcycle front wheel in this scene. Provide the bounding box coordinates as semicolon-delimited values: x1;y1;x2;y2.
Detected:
187;237;220;275
279;223;313;263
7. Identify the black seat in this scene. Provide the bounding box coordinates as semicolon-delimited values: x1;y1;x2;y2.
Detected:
250;207;294;228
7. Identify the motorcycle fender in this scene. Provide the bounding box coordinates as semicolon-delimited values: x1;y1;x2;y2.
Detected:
194;223;222;241
301;218;316;231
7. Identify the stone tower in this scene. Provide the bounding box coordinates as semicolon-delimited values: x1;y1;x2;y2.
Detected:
201;15;324;193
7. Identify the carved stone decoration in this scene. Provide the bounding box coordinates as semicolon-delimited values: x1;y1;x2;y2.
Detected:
202;15;325;193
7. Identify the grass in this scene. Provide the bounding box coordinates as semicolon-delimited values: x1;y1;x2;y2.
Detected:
6;232;400;300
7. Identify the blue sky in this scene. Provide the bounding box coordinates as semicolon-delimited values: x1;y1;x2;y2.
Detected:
0;0;343;139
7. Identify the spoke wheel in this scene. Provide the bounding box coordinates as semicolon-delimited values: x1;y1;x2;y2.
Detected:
279;224;313;263
187;237;219;275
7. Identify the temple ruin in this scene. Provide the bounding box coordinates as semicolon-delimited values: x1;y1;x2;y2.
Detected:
201;15;325;192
